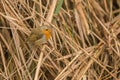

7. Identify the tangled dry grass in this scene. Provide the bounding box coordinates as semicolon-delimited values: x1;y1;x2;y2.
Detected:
0;0;120;80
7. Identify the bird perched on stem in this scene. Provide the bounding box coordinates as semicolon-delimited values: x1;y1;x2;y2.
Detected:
28;25;51;47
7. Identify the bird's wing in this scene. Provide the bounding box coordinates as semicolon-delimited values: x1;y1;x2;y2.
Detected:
36;32;44;40
31;28;44;40
34;36;47;46
28;34;37;42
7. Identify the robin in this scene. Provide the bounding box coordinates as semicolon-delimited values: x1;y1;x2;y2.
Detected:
28;25;51;47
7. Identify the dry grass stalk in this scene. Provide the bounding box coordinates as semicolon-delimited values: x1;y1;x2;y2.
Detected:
0;0;120;80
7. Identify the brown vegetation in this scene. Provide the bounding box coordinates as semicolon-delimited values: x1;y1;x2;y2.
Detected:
0;0;120;80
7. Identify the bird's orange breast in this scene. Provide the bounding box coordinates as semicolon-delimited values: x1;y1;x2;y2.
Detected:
42;30;51;40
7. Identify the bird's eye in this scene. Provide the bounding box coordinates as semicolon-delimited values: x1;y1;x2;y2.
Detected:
45;29;48;31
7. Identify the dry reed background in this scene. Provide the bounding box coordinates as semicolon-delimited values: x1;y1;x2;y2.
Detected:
0;0;120;80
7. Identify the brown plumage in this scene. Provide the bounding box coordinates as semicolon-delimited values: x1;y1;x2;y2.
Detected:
28;25;51;47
